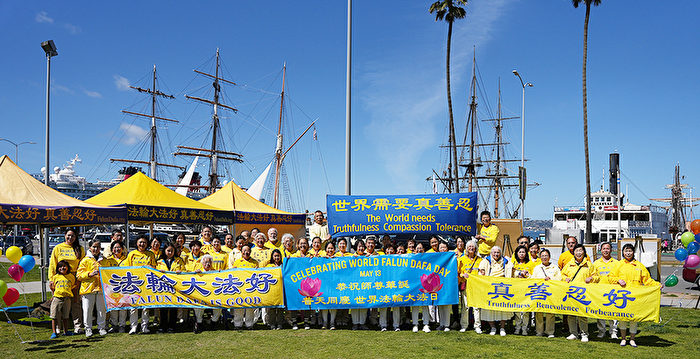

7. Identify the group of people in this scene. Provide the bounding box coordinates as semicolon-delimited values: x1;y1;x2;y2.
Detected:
46;210;657;348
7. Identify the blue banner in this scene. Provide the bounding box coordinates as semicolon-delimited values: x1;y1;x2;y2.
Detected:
282;253;458;310
326;193;477;237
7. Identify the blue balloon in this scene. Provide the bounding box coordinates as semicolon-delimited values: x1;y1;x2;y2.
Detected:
18;255;35;273
695;233;700;243
675;248;689;261
688;241;700;255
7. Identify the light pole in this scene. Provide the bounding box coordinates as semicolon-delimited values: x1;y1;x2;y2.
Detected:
513;69;533;230
0;138;36;166
41;39;58;302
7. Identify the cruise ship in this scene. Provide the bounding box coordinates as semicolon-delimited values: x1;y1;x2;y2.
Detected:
546;154;670;243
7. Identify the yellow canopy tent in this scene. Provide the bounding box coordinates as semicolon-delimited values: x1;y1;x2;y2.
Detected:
200;181;306;238
0;155;125;225
86;172;232;225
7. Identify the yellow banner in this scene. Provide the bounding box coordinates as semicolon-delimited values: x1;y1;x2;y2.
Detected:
466;275;660;322
99;266;284;310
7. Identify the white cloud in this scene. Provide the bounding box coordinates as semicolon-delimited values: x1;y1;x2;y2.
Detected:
114;75;131;91
35;11;53;24
53;83;74;95
84;90;102;98
64;23;81;35
360;0;510;193
120;123;148;145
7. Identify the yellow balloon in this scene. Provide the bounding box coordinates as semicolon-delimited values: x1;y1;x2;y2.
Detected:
5;246;22;264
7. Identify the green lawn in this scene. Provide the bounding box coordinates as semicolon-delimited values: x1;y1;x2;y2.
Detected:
0;267;42;283
0;307;697;358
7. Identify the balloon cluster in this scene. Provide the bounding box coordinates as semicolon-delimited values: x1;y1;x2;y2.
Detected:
673;220;700;267
1;246;35;306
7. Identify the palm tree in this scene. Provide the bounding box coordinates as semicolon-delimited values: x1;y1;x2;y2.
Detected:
572;0;601;243
430;0;467;193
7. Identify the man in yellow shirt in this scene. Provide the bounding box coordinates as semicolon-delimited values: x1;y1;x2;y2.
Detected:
308;210;330;245
221;233;236;254
558;236;589;269
200;226;214;254
476;211;499;257
265;227;282;250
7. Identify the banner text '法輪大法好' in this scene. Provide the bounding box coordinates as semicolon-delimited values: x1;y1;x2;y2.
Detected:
282;252;458;311
326;193;477;237
466;274;660;322
99;266;284;311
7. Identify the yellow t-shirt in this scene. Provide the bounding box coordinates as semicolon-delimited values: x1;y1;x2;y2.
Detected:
49;242;84;278
561;258;599;283
210;250;229;271
608;259;657;287
510;260;537;278
477;224;499;256
52;273;76;298
281;247;296;259
221;245;235;254
180;247;192;263
593;257;618;279
149;248;161;259
291;251;311;258
335;251;353;257
366;250;385;256
458;255;482;276
251;247;271;266
77;255;110;295
265;240;283;251
122;250;156;267
231;258;259;269
156;257;186;272
309;248;325;257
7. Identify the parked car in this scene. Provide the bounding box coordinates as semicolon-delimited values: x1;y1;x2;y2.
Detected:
47;233;65;253
1;236;34;255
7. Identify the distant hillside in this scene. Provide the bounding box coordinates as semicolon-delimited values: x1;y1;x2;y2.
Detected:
524;219;552;230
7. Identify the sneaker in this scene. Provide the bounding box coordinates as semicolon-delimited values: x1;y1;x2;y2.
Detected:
49;333;58;339
629;340;637;348
611;332;619;339
597;332;606;338
620;339;627;346
107;327;116;334
412;325;419;333
129;327;138;335
394;327;400;332
304;326;310;330
521;328;528;336
581;334;589;343
566;334;578;340
514;326;520;334
85;329;93;338
381;327;387;332
444;327;450;332
330;326;335;330
500;328;506;337
423;325;431;333
141;327;151;334
489;328;497;335
64;331;74;336
118;326;125;333
548;334;555;338
74;328;83;335
293;325;299;330
99;328;107;336
321;326;327;330
475;327;482;334
459;328;466;333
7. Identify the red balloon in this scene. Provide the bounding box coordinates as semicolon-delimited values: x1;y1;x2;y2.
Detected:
691;219;700;235
3;288;19;306
7;265;24;282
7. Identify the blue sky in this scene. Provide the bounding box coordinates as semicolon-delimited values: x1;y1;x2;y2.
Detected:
1;1;699;220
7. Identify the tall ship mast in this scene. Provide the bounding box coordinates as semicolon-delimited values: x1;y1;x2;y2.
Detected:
174;49;243;195
111;65;184;179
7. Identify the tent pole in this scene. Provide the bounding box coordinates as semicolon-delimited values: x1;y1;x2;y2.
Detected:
125;220;130;252
40;225;48;302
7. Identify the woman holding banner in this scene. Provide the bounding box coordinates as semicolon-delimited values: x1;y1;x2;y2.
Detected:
309;236;326;257
123;235;156;335
478;245;511;336
265;249;285;330
231;245;259;330
186;240;204;272
335;238;352;257
150;236;162;259
175;233;190;263
458;240;482;333
411;243;431;333
320;242;339;330
609;243;657;348
561;244;599;343
76;239;109;337
351;239;368;330
509;245;535;335
157;242;186;333
454;237;466;257
436;241;452;332
209;238;228;271
105;240;127;332
192;255;222;333
290;238;313;329
593;242;619;339
532;249;560;337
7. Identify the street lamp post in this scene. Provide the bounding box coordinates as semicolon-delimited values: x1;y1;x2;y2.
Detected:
41;40;58;302
0;138;36;166
512;69;533;231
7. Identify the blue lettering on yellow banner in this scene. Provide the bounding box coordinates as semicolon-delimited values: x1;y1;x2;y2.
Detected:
282;253;458;310
326;193;477;237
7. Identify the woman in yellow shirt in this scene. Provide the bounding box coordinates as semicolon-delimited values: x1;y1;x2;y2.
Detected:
77;239;110;337
104;240;127;332
319;242;338;330
411;243;431;332
335;238;352;257
192;255;222;333
186;240;204;272
532;249;561;337
528;241;542;267
265;249;284;330
561;244;599;343
593;241;619;340
48;229;85;334
609;244;658;348
251;234;271;266
280;233;296;259
231;245;258;329
458;240;482;333
454;236;466;257
508;245;536;335
149;236;162;259
309;236;326;257
209;237;228;271
156;242;185;333
436;241;452;332
122;235;156;335
175;233;191;263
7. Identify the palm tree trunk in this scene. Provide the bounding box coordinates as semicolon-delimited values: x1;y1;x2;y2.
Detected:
583;3;592;243
447;20;459;193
